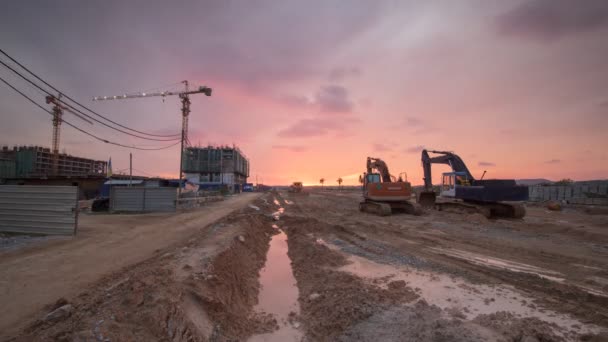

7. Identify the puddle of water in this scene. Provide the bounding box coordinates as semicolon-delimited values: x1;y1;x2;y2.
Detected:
337;253;600;336
588;276;608;286
272;207;285;220
284;200;294;205
429;248;608;297
572;263;603;271
249;325;301;342
249;231;302;342
273;198;281;206
428;247;564;282
249;204;261;211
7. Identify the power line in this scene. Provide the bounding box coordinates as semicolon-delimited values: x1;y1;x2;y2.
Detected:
133;168;158;177
0;48;181;139
0;59;180;142
0;76;181;151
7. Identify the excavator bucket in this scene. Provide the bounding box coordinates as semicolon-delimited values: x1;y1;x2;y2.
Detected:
418;191;436;208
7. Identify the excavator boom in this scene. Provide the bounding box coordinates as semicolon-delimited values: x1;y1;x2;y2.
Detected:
367;157;392;183
422;150;474;190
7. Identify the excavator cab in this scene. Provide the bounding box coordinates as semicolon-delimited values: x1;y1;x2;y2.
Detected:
365;173;381;184
440;172;469;198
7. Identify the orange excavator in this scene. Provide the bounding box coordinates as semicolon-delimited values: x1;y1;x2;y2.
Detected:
359;157;421;216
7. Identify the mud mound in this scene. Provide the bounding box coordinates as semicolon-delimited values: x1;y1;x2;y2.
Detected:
283;216;419;341
12;210;276;342
338;300;503;342
473;311;566;342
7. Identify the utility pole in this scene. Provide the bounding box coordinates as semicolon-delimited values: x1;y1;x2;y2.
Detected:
129;153;132;187
178;82;190;197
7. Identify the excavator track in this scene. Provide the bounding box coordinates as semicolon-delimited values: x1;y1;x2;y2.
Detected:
485;202;526;219
390;201;423;215
435;200;525;219
435;201;491;218
359;200;422;216
359;201;392;216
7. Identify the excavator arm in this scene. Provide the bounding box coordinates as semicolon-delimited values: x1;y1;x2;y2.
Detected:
367;157;392;183
421;150;475;190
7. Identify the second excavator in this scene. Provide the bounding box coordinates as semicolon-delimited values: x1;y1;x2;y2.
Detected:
419;149;528;218
359;157;421;216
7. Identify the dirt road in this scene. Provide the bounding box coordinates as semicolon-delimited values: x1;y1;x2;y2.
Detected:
0;193;260;339
4;190;608;341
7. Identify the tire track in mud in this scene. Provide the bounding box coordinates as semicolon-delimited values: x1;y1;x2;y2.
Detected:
280;215;419;341
330;216;608;329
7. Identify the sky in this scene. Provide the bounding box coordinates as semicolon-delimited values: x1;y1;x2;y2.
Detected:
0;0;607;185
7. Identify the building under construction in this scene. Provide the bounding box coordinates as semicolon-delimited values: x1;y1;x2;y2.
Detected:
0;145;107;179
183;145;249;192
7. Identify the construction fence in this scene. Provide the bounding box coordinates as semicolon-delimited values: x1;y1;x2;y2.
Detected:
528;181;608;205
0;185;78;235
110;187;177;212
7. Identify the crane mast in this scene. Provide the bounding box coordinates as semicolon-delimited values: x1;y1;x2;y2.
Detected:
45;94;94;175
92;81;212;195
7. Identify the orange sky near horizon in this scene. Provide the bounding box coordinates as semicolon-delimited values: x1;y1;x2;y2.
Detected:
0;1;606;186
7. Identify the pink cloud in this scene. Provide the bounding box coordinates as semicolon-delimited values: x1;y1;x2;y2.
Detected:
328;66;361;81
496;0;608;42
404;145;425;154
272;145;308;152
277;117;359;138
278;84;355;114
373;143;392;152
316;85;353;113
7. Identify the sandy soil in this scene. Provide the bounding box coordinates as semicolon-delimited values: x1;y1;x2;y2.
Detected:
3;190;608;341
0;193;260;340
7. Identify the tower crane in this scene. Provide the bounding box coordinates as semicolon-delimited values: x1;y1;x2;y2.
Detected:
45;94;94;175
92;81;212;194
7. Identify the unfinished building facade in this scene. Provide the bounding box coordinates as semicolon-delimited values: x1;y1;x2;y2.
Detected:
0;145;107;178
183;145;249;192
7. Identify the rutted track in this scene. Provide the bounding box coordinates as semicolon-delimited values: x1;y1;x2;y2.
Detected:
6;191;608;341
280;190;608;340
9;204;279;342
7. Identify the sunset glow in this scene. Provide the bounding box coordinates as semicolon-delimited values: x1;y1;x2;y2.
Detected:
1;1;606;185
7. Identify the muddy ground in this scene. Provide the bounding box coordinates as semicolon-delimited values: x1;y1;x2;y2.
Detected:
4;190;608;341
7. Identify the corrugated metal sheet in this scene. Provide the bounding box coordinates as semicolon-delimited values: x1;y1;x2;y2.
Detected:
0;185;78;235
144;188;177;211
110;187;144;211
110;187;176;212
